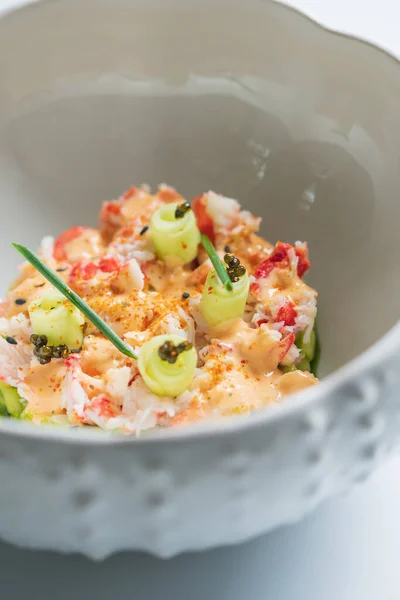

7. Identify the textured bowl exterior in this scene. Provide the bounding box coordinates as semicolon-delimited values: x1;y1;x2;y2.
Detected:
0;329;399;559
0;0;399;558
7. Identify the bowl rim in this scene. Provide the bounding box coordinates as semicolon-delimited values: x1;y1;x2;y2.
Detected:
0;0;399;445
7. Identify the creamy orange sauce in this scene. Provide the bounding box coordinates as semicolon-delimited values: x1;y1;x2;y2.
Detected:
185;319;289;419
6;278;53;318
23;361;67;416
278;370;317;396
80;336;129;376
121;194;159;221
64;229;105;261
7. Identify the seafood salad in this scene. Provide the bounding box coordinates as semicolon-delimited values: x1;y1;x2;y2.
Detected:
0;184;319;434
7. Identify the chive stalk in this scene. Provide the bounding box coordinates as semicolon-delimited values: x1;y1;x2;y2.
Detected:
200;234;232;291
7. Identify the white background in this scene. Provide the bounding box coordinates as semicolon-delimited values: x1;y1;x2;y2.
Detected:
0;1;399;599
282;0;400;57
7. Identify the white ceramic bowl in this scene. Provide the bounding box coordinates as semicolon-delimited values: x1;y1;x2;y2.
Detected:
0;0;399;559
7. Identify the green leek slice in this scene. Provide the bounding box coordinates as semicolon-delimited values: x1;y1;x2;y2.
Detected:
0;382;26;418
138;334;197;397
150;203;200;264
200;270;249;327
296;329;316;361
28;290;84;350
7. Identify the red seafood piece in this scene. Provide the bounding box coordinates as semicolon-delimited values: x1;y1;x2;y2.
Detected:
192;194;215;242
54;226;97;261
275;302;297;326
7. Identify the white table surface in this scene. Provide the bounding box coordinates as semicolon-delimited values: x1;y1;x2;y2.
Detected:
0;1;400;599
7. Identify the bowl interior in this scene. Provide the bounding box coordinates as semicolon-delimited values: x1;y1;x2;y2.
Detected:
0;0;399;377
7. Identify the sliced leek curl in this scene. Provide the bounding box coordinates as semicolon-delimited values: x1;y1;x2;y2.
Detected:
150;202;200;264
200;269;250;327
138;334;197;397
28;289;84;350
0;381;26;418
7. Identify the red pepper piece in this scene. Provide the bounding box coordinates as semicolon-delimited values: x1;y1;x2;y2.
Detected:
192;194;215;242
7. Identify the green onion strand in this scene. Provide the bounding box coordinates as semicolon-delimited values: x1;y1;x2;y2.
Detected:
12;243;137;360
200;234;233;291
309;323;321;378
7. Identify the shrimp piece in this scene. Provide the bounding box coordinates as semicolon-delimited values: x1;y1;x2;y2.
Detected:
54;226;105;262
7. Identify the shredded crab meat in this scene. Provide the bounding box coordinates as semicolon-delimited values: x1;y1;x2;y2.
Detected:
39;236;55;263
61;362;90;422
109;241;155;265
0;184;319;433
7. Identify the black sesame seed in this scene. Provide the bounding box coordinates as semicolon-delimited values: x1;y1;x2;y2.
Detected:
56;268;67;272
35;283;45;288
70;348;81;354
224;245;231;253
182;292;190;299
140;225;149;236
15;298;26;305
5;336;17;345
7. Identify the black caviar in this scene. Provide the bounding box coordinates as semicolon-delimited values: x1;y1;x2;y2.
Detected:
224;245;232;253
30;334;74;365
224;253;246;283
52;345;70;359
15;298;27;306
31;334;48;347
182;292;190;299
140;225;149;235
175;202;191;219
5;336;17;345
158;340;193;364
